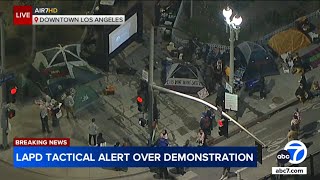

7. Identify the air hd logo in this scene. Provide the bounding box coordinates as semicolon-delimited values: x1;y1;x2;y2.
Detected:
277;140;307;164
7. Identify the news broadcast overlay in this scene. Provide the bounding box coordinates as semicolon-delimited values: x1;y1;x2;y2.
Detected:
14;138;70;146
13;5;124;25
273;141;308;175
13;146;258;168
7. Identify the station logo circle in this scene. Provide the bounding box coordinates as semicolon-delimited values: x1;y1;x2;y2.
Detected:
284;140;307;164
276;150;290;164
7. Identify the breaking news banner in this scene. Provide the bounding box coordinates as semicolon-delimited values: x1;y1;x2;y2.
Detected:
13;5;124;25
13;145;258;168
13;138;70;146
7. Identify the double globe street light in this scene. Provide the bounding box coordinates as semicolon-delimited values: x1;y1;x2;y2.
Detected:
222;7;242;91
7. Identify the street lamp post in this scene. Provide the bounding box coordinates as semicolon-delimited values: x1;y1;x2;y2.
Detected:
222;7;242;89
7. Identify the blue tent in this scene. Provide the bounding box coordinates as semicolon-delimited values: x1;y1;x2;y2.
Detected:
236;41;279;80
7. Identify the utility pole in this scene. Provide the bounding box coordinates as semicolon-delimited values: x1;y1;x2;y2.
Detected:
190;0;193;18
147;26;154;146
229;27;235;88
152;85;267;147
31;26;36;57
0;14;9;150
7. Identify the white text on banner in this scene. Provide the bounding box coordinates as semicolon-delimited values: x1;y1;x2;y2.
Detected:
32;15;125;25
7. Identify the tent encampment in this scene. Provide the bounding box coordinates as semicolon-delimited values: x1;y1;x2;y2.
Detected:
268;29;311;55
164;63;205;93
32;44;99;79
237;41;279;79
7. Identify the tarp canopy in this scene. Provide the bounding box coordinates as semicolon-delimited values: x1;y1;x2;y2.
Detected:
237;41;279;79
164;63;205;93
32;44;99;79
268;29;311;55
74;85;100;113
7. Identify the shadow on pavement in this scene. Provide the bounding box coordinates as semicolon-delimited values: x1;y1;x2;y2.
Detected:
301;121;319;139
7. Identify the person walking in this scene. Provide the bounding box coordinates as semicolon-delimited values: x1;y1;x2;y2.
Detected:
88;118;98;146
64;92;76;119
51;101;61;127
197;129;205;146
157;133;169;179
259;76;266;100
40;104;51;133
287;128;299;142
176;140;189;175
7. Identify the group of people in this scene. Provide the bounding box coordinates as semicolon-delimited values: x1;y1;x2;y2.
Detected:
294;73;320;103
39;91;76;134
284;52;311;75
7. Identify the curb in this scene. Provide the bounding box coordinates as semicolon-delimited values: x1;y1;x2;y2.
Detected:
207;97;299;146
0;158;149;180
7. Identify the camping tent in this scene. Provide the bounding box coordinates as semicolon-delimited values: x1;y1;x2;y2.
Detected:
164;63;205;93
237;41;279;79
268;29;311;55
32;44;99;79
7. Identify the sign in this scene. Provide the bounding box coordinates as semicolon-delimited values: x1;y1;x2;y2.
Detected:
165;78;202;87
225;82;233;93
197;88;209;99
0;73;15;84
142;70;148;82
225;93;238;111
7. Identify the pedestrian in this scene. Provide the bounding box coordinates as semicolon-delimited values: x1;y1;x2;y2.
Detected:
176;140;189;175
200;113;211;137
64;92;76;119
160;129;168;140
40;104;51;133
295;83;308;103
97;133;107;147
287;128;299;142
51;101;61;127
219;167;231;180
259;76;266;100
291;117;300;134
311;81;320;96
114;142;120;147
300;73;307;90
88;118;98;146
196;129;205;146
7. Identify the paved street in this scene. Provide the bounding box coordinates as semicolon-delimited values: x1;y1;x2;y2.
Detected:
124;97;320;180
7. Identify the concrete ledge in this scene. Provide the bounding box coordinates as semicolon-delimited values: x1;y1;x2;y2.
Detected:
208;97;299;145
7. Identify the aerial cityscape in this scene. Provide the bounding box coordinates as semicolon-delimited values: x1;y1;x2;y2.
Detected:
1;0;320;180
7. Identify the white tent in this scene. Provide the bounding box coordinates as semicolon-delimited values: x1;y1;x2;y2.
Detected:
32;44;98;78
165;63;204;93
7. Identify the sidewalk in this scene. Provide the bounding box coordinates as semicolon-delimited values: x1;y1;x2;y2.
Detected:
105;33;320;147
0;101;149;179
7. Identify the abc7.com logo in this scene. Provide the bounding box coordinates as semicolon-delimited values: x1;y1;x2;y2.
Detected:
277;140;307;164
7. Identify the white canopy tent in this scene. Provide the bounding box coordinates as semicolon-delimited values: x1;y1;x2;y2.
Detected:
32;44;98;78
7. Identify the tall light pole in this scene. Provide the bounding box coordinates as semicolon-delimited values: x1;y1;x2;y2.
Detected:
222;7;242;89
0;13;9;150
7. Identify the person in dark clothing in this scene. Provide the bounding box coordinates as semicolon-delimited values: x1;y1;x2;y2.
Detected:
114;142;120;147
295;83;308;103
300;73;307;90
97;133;106;147
157;135;169;179
40;105;51;133
176;140;189;175
51;102;61;127
200;113;211;137
259;76;266;100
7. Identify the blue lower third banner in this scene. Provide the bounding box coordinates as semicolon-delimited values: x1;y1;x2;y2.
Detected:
13;147;257;168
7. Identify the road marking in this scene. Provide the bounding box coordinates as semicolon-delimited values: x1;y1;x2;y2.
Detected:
236;148;281;174
245;127;267;139
175;171;198;180
312;102;320;110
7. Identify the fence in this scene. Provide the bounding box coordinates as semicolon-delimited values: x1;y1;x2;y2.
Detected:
258;150;320;180
171;1;320;50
